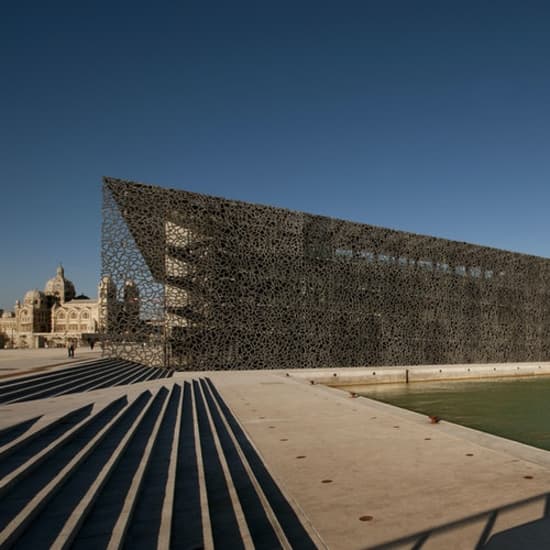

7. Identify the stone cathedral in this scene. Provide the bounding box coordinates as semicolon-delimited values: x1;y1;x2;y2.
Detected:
0;265;139;349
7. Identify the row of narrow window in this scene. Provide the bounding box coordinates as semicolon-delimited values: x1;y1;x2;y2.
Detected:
55;324;91;330
56;312;90;320
334;249;502;279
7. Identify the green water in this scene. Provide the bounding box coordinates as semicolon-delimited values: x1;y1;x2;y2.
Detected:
356;376;550;451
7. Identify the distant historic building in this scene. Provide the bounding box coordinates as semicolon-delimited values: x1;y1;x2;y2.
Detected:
0;265;140;349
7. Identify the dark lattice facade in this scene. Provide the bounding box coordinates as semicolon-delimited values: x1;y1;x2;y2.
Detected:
102;177;550;370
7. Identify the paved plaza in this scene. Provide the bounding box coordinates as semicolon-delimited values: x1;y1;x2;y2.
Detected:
1;350;550;548
0;348;101;378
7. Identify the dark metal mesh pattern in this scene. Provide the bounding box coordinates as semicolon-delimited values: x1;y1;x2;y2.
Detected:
102;177;550;370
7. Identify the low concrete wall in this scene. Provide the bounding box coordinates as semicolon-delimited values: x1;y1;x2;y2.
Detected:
284;361;550;387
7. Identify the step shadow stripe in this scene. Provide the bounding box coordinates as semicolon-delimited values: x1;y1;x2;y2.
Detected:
0;394;131;546
124;384;182;549
204;377;317;549
0;416;42;448
0;404;93;482
200;378;281;549
192;379;244;549
171;381;203;550
16;391;153;550
0;359;116;390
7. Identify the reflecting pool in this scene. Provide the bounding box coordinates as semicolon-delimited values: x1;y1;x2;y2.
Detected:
354;376;550;451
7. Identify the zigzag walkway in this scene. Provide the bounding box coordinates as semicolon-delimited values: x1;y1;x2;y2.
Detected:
0;379;317;549
0;358;174;405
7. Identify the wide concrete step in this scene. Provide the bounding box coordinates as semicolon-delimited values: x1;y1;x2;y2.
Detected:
0;359;122;390
0;416;42;448
0;403;94;488
0;380;318;549
0;362;132;403
0;358;174;405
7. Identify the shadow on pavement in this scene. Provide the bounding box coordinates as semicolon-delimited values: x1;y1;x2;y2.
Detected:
367;491;550;549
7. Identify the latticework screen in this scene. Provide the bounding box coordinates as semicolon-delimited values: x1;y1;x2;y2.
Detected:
102;176;550;370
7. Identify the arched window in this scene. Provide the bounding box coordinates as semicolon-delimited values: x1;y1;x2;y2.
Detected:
70;311;78;320
57;311;66;320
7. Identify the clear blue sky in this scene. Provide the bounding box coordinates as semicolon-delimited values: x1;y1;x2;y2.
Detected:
2;0;550;310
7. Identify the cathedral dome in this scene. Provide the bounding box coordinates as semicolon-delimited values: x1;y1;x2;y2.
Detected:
24;289;46;307
44;264;76;302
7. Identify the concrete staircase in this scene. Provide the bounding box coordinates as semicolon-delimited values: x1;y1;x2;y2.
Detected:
0;358;174;405
0;378;318;549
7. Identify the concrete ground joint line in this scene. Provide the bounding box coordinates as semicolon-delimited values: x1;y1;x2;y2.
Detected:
157;382;184;550
50;391;158;550
202;380;294;550
106;386;173;550
197;380;255;550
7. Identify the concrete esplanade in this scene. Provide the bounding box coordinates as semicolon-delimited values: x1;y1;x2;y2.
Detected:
2;351;550;548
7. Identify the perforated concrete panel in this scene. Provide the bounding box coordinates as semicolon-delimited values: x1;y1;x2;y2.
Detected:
102;177;550;369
